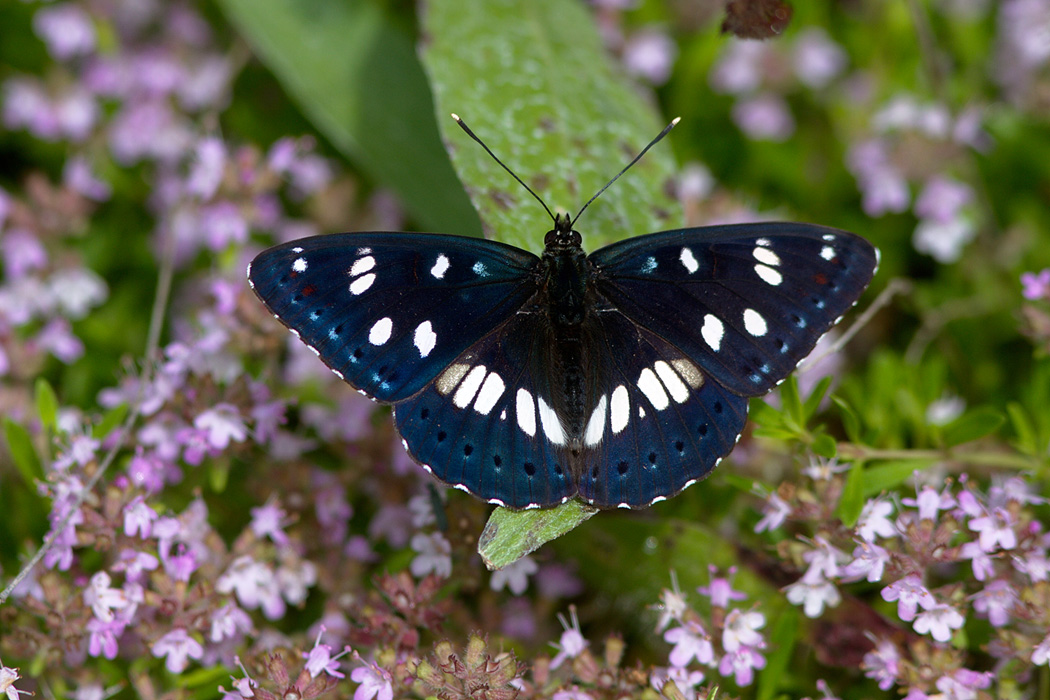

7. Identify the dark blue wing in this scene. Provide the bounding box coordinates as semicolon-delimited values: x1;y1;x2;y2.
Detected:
393;309;576;509
589;223;878;397
248;233;539;402
572;308;750;508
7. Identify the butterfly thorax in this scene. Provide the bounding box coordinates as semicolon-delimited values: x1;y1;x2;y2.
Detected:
539;218;596;452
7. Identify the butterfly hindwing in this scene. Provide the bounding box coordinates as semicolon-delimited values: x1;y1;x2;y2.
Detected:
248;233;540;402
573;308;750;508
393;309;577;509
590;222;878;397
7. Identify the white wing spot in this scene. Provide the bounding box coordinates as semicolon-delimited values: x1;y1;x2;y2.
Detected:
292;257;307;273
679;247;699;274
356;247;372;255
639;406;647;418
641;256;658;273
654;361;689;403
702;314;724;351
671;358;704;388
516;389;536;437
452;365;487;409
743;308;768;336
431;254;450;279
754;264;782;286
753;246;781;266
349;273;375;295
755;238;771;246
537;396;566;445
436;363;469;395
350;255;375;277
413;320;436;358
820;246;836;261
822;234;836;242
584;395;608;447
472;261;488;276
368;317;392;346
610;385;630;434
292;247;304;253
637;368;670;410
500;409;507;421
473;372;506;415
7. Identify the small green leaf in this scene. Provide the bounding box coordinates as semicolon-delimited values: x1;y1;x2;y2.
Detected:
479;501;598;570
831;395;861;442
802;376;833;420
35;378;59;432
942;407;1005;447
1006;402;1036;454
720;473;756;493
92;403;129;440
3;418;43;485
835;461;865;527
861;459;935;497
756;607;800;700
811;432;838;459
779;376;804;428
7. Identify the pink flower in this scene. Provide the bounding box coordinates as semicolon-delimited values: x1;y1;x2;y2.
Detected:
209;603;254;643
913;602;965;642
249;500;290;546
935;668;992;698
151;628;204;673
654;574;688;631
697;566;747;608
664;620;715;667
862;637;900;690
881;575;934;622
1022;269;1050;300
550;608;589;670
960;541;995;581
970;580;1017;627
968;507;1017;552
302;627;350;679
785;572;841;618
623;29;677;84
83;571;128;623
123;496;158;538
732;94;796;142
409;532;452;579
33;4;97;60
1;664;32;700
754;491;791;533
722;609;765;653
1033;633;1050;665
490;556;538;596
717;646;766;686
350;661;393;700
842;541;891;583
792;28;846;88
86;618;125;659
194;403;247;450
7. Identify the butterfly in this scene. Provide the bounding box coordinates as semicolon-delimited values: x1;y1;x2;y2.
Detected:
248;117;878;510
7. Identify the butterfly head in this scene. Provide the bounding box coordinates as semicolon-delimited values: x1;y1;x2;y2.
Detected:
544;212;582;252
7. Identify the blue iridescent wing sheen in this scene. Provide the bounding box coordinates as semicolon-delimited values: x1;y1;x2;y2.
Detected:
589;222;878;397
393;309;577;509
248;233;540;402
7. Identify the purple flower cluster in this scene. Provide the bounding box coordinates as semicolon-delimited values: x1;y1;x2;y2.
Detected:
653;568;767;696
760;472;1050;697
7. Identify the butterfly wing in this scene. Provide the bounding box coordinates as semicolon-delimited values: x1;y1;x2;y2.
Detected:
573;306;750;508
393;308;577;509
248;233;540;402
589;222;878;397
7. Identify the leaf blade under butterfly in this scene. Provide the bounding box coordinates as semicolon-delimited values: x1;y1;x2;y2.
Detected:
420;0;680;253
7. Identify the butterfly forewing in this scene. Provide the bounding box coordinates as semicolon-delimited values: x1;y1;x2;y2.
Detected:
590;223;878;397
393;309;576;509
248;233;540;402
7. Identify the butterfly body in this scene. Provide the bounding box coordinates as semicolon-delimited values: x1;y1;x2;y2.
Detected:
249;215;876;510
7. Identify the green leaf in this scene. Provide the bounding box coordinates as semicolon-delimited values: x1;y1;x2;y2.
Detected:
479;501;598;570
3;418;43;485
420;0;679;253
778;376;804;429
861;459;935;497
942;407;1005;447
216;0;479;235
34;377;59;432
92;403;129;441
801;376;833;420
811;432;838;459
835;461;865;527
1006;402;1036;454
756;607;800;700
831;395;861;443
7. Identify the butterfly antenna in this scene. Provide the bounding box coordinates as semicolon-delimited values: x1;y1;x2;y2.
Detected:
571;117;680;228
451;114;558;225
